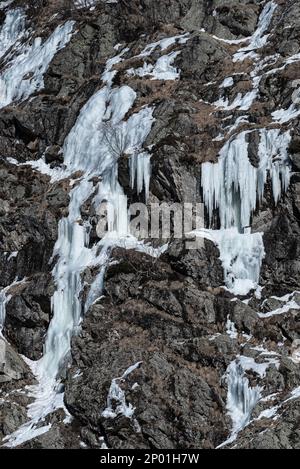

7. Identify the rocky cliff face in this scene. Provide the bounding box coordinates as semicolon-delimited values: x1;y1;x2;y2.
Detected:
0;0;300;450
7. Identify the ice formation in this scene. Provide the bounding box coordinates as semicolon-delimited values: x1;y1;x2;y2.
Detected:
218;354;279;447
129;151;151;199
202;132;257;230
233;1;278;62
0;287;11;332
102;362;142;419
137;33;189;58
4;43;155;446
0;1;14;9
272;104;300;125
0;8;25;60
0;20;75;108
201;129;291;230
258;291;300;318
127;33;190;81
214;89;258;112
223;359;262;439
200;127;291;295
220;77;234;88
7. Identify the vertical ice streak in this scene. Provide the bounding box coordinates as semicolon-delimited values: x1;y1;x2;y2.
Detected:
129;152;151;199
210;229;265;296
0;287;11;333
202;132;257;231
202;129;292;231
217;359;262;448
258;129;291;204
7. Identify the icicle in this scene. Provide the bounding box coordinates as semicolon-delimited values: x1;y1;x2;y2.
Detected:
201;132;257;230
129;152;151;199
258;128;291;204
200;127;291;296
202;129;292;230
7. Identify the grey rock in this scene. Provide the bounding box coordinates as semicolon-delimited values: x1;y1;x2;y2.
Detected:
0;337;31;383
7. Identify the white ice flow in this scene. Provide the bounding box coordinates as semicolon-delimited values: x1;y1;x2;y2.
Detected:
200;228;265;296
0;8;26;60
199;128;291;295
0;20;75;108
102;361;142;419
218;359;262;447
0;1;14;9
233;1;277;62
3;46;155;447
214;87;258;112
218;354;279;448
137;33;190;58
272;101;300;124
0;286;12;333
214;3;277;113
202;130;291;229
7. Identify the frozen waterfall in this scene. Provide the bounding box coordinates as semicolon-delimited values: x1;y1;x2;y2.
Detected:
200;128;291;295
202;132;257;230
4;45;155;447
201;129;291;230
234;1;277;62
217;359;262;447
0;8;25;60
0;287;11;333
0;20;75;108
218;355;279;448
39;53;154;383
200;228;265;297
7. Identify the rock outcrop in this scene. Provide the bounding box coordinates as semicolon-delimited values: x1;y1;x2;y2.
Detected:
0;0;300;450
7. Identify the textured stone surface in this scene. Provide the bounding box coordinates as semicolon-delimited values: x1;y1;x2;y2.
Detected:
0;0;300;450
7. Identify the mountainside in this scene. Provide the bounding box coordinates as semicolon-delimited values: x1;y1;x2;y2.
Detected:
0;0;300;450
